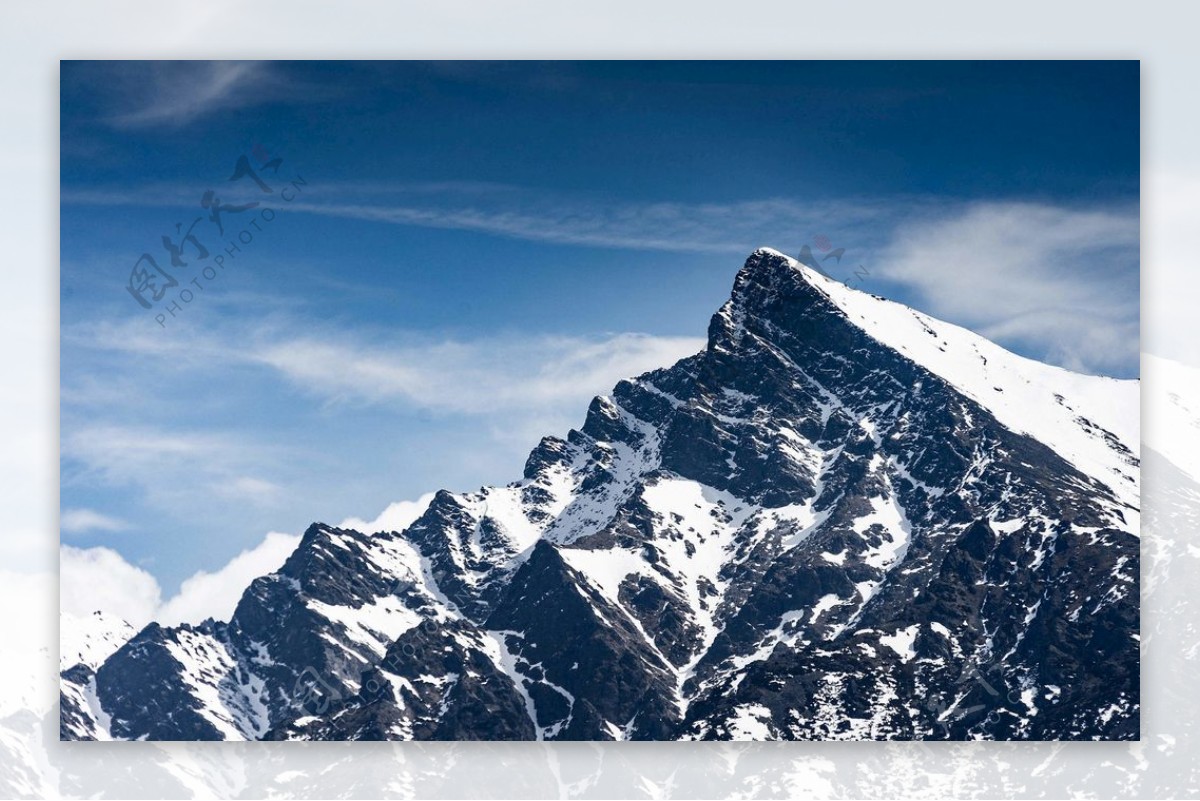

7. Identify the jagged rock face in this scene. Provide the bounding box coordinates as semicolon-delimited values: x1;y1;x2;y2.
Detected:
61;249;1140;741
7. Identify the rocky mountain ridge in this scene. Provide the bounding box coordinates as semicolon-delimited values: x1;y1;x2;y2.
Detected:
60;248;1140;741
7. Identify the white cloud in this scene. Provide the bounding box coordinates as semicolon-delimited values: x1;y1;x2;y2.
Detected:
219;476;285;505
252;331;705;414
282;196;856;254
879;201;1139;376
61;529;302;629
338;492;437;534
105;62;277;130
62;181;900;256
68;315;705;418
60;546;162;629
61;508;128;534
156;531;301;626
61;499;468;628
62;423;286;512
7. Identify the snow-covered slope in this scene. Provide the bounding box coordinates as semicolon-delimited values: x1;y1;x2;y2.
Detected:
64;248;1140;742
60;611;136;672
58;611;136;741
798;250;1139;513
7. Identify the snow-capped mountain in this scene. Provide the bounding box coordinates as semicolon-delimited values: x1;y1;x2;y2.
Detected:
60;611;136;674
58;611;136;741
61;248;1140;741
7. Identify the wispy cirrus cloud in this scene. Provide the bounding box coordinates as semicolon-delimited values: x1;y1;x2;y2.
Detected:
61;508;129;535
60;179;1139;378
279;196;885;254
878;200;1139;377
99;61;286;130
249;331;705;413
63;61;325;133
60;179;903;255
61;423;290;514
65;312;706;418
61;183;1139;378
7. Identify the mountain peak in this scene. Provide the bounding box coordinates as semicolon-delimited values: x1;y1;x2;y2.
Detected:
714;247;1138;513
745;245;840;285
705;246;843;364
719;245;864;338
736;246;816;294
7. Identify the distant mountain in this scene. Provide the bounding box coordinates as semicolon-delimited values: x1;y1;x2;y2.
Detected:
60;248;1140;741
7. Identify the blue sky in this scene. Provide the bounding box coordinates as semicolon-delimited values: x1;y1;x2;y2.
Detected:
60;61;1139;616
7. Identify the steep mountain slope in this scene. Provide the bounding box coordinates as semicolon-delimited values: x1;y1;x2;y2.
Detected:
62;248;1139;741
